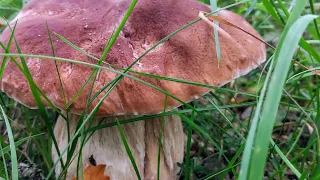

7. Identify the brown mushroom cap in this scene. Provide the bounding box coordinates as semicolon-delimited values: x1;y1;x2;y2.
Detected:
0;0;266;115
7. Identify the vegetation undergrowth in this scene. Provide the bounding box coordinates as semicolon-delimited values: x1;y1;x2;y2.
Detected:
0;0;319;180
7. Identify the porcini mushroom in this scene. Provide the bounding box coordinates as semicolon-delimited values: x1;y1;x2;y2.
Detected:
0;0;266;180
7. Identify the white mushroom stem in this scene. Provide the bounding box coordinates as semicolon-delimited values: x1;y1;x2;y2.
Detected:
53;112;184;180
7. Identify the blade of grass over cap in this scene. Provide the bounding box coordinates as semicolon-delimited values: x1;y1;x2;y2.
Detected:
0;52;258;114
49;33;259;98
54;0;135;172
209;0;221;64
1;21;68;173
68;32;114;178
46;23;68;111
60;0;249;110
65;0;138;108
1;52;312;116
2;20;66;120
46;0;139;178
3;21;65;171
53;20;258;100
46;23;72;166
67;0;137;174
0;19;19;80
11;38;64;172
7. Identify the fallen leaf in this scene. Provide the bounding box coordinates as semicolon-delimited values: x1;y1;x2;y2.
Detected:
0;17;6;29
72;164;110;180
199;11;320;77
199;11;273;48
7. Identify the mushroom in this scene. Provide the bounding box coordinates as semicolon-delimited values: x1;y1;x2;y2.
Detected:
0;0;266;180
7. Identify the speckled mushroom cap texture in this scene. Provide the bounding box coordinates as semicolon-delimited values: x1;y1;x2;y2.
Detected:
0;0;266;116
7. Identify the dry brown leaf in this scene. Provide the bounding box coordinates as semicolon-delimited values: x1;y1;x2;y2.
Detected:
199;11;273;48
0;17;6;29
72;164;110;180
199;11;320;77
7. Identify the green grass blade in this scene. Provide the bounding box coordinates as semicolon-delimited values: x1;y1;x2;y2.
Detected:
85;102;256;132
4;22;63;171
157;94;168;180
203;163;241;180
70;0;138;175
287;67;320;83
285;124;305;156
0;106;18;180
0;133;44;154
269;138;301;177
54;28;257;100
0;53;66;119
54;33;99;62
116;119;141;180
0;20;17;79
239;56;275;180
244;0;257;18
262;0;320;63
184;109;194;180
204;95;245;140
301;160;316;180
46;22;68;109
261;0;282;23
221;144;245;179
308;0;320;40
310;163;320;180
80;1;249;111
177;112;229;162
0;142;9;180
1;52;312;115
0;52;259;113
13;40;63;171
210;0;221;64
248;13;318;180
65;0;137;108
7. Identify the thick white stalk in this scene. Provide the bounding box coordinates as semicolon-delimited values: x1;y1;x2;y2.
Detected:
53;112;184;180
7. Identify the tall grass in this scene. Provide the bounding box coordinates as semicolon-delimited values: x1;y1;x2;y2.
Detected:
0;0;319;180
